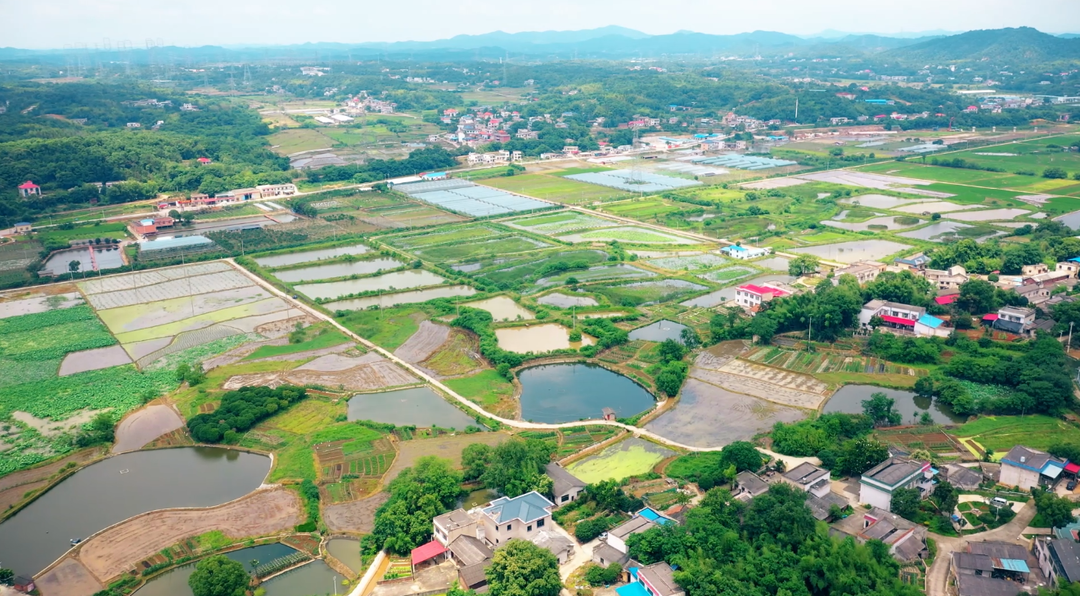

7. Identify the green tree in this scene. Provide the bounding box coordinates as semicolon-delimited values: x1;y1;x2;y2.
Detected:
68;259;81;279
679;327;701;349
932;480;959;514
369;456;463;555
890;487;921;520
836;437;889;476
1044;166;1069;179
862;392;902;427
957;278;997;313
657;339;687;363
1033;487;1077;529
487;540;561;596
480;439;555;497
789;254;820;276
0;569;13;585
188;555;250;596
719;441;763;473
913;377;935;399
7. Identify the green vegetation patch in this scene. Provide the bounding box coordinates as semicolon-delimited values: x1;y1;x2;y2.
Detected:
336;306;426;350
951;415;1080;453
415;236;553;262
444;370;515;417
244;325;352;360
0;304;116;362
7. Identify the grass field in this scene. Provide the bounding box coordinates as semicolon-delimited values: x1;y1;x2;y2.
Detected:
950;415;1080;454
267;128;334;155
37;222;129;243
476;249;611;286
665;452;724;480
482;174;628;204
858;160;1080;201
415;236;553;262
244;325;352;360
337;306;425;350
387;226;500;249
444;370;515;418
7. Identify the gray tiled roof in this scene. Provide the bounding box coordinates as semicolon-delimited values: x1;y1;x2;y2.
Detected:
449;535;492;567
609;516;656;540
546;463;586;497
956;574;1021;596
783;462;829;487
862;458;924;487
1049;539;1080;583
639;562;681;596
736;471;769;496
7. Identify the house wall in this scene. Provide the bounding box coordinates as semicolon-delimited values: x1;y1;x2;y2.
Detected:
859;483;893;510
607;534;629;554
1034;539;1058;585
809;482;832;499
433;519;478;546
480;513;552;547
1000;464;1040;490
555;486;585;507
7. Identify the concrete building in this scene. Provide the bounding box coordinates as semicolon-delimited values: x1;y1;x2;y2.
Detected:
545;463;586;507
478;491;555;548
951;542;1032;596
1000;445;1067;490
859;457;935;511
734;471;770;501
859;300;935;335
940;464;983;491
734;282;792;310
605;516;656;555
433;508;480;547
993;306;1037;335
781;463;832;498
832;261;886;285
632;563;685;596
923;266;969;291
893;253;930;270
1034;537;1080;587
256;183;298;197
17;181;40;198
720;244;770;260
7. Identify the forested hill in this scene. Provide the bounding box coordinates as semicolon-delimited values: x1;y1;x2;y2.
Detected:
0;82;289;225
889;27;1080;63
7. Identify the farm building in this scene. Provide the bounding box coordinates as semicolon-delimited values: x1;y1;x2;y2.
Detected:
545;463;586;507
858;457;935;511
734;471;769;501
137;235;217;260
1000;445;1067;490
1034;537;1080;587
831;261;885;285
720;244;770;260
17;181;40;197
832;507;928;563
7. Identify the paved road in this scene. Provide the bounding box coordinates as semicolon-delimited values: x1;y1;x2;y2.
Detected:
924;500;1036;596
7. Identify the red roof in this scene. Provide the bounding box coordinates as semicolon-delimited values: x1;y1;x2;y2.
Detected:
880;315;915;326
935;294;959;305
197;157;211;163
1066;463;1080;475
738;284;789;298
411;540;447;566
982;314;999;321
17;181;39;189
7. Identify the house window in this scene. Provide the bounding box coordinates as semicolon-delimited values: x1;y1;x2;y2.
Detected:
538;519;545;528
561;495;569;502
507;524;512;531
527;525;532;532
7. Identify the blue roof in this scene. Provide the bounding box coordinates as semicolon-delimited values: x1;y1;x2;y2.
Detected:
997;559;1030;573
423;172;447;178
616;580;649;596
482;491;553;524
723;245;748;252
14;222;30;226
1070;258;1080;263
637;507;674;525
917;314;944;329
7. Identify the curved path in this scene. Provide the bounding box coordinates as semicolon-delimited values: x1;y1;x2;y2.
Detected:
227;259;818;467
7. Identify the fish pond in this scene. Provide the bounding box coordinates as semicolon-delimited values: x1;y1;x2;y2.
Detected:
272;258;405;282
517;363;654;423
628;320;689;343
462;296;534;321
536;293;599;308
324;285;477;311
135;556;342;596
254;244;370;268
789;240;912;264
347;386;478;429
296;270;446;300
681;274;794;307
326;538;364;575
566;437;674;484
822;385;964;424
0;447;271;577
495;324;595;353
42;247;125;276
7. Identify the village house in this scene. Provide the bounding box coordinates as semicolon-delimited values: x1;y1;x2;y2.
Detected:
618;563;685;596
859;457;936;510
923;265;969;291
734;471;770;501
893;253;930;271
255;183;298;197
781;463;832;498
940;464;983;491
992;306;1037;336
17;181;41;198
832;261;886;285
545;463;586;507
951;542;1032;596
478;491;554;548
999;445;1069;490
720;245;770;260
832;507;929;563
1034;537;1080;588
735;283;792;311
858;300;924;329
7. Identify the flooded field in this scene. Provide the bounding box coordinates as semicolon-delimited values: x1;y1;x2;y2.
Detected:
751;256;791;271
536;293;599;308
823;385;964;424
789;240;911;264
58;344;132;376
1055;210;1080;230
566;437;674;484
517;363;654;423
254;244;370;268
822;216;922;232
495;324;595;353
272;258;405;282
891;201;978;214
645;378;807;448
945;208;1030;222
462;296;534;321
558;226;696;244
628;320;689;343
535;264;654;287
0;291;84;319
840;194;927;209
898;221;973;240
681;274;794;307
326;538;364;575
347;386;478;429
646;253;728;271
324;285;477;310
41;247;125;276
0;447;270;577
296;270;447;300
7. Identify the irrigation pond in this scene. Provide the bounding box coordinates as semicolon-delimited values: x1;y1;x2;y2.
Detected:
347;387;479;429
517;363;654;423
822;385;964;425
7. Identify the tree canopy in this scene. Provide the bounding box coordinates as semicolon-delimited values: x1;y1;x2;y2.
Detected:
486;540;562;596
188;555;249;596
367;456;463;555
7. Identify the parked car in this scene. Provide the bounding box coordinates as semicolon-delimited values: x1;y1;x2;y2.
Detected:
1067;479;1077;491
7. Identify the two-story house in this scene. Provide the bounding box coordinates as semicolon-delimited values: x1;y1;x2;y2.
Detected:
859;457;935;510
781;463;832;498
735;283;791;311
478;491;555;548
992;306;1037;336
1000;445;1068;490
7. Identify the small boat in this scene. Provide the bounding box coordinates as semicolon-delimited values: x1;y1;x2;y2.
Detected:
71;538;83;545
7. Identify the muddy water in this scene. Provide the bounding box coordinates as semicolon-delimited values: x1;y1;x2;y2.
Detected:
254;244;371;268
133;543;298;596
495;324;595;353
823;385;965;424
536;293;598;308
462;296;534;321
459;488;498;510
273;258;406;283
517;363;654;423
347;387;478;429
0;447;271;577
296;270;446;300
41;247;125;276
324;285;477;311
262;560;343;596
326;538;364;575
628;320;689;343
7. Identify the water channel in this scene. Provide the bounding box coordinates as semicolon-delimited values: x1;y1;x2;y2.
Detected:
0;447;271;577
517;363;655;423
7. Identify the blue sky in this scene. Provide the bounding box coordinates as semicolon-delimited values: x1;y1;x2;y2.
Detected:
3;0;1078;49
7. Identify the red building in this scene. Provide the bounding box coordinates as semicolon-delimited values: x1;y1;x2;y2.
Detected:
17;181;41;197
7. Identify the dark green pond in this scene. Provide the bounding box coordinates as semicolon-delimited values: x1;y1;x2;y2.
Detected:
517;363;655;423
822;385;965;425
133;543;298;596
0;447;271;577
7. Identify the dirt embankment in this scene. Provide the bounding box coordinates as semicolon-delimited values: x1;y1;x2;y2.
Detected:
112;404;185;454
74;487;302;582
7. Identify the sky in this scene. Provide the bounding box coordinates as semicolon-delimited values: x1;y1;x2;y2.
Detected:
3;0;1079;49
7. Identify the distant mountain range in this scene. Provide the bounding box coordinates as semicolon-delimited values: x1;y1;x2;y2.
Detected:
2;26;1078;64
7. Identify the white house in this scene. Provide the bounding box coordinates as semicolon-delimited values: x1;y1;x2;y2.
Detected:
781;463;832;498
720;245;770;260
859;300;926;331
859;457;936;511
1000;446;1068;490
735;283;791;311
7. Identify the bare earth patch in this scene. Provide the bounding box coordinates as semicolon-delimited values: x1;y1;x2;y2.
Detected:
36;557;102;596
323;491;390;533
13;409;105;438
394;321;450;364
76;487;301;582
112;404;185;454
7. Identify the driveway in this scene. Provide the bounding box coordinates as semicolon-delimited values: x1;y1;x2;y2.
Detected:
925;500;1036;596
